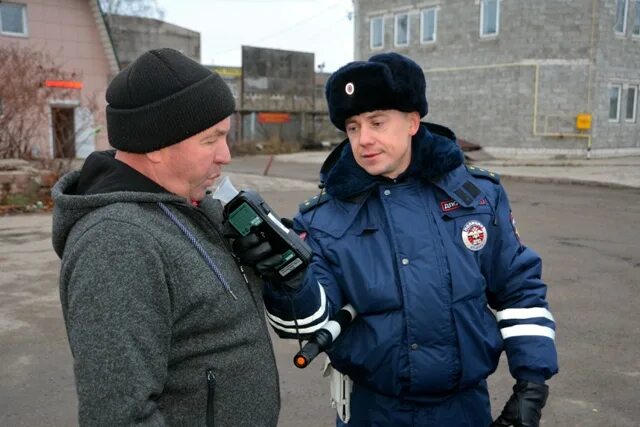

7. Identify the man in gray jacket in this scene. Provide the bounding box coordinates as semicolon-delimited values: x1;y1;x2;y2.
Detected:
51;48;279;426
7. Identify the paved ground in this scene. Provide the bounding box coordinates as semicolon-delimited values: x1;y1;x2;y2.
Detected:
1;155;639;426
271;151;640;189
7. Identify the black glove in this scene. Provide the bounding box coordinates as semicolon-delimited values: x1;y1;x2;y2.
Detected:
492;380;549;427
223;219;303;290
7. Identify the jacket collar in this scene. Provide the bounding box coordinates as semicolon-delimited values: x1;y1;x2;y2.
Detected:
321;122;464;200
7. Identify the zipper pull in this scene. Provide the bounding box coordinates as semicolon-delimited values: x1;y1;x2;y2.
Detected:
237;263;250;285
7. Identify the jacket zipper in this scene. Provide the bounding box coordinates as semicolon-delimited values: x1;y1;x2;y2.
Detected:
206;369;216;427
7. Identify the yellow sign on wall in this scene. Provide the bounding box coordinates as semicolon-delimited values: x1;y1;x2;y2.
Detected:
212;66;242;78
576;113;592;131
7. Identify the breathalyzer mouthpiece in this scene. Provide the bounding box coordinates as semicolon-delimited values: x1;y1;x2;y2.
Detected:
210;176;239;205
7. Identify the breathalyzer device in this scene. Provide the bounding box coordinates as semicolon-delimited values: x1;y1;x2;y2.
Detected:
213;177;312;281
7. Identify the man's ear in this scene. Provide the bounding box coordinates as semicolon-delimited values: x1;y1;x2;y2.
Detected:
145;148;164;164
408;112;421;136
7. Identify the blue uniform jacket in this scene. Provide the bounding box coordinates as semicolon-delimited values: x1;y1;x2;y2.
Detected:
263;123;558;401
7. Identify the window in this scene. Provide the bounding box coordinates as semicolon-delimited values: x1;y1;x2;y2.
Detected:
480;0;499;37
614;0;628;34
625;86;637;122
609;85;622;122
421;8;437;43
0;2;27;36
370;16;384;49
633;0;640;36
395;13;409;46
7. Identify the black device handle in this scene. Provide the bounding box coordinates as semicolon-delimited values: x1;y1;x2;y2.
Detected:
292;305;356;369
293;329;332;368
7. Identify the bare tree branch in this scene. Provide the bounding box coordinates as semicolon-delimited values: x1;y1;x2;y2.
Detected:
99;0;164;20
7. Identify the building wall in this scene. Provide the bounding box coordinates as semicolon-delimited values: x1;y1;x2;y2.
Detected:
108;14;200;68
0;0;117;157
592;0;640;153
353;0;640;157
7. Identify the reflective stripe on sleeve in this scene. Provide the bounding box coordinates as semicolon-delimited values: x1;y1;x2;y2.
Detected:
267;313;330;335
496;307;555;322
265;282;327;327
500;324;556;340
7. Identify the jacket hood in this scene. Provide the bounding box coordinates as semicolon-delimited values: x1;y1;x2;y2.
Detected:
320;122;464;199
51;151;184;258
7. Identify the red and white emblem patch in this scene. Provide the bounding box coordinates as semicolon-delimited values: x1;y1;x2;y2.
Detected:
461;220;488;251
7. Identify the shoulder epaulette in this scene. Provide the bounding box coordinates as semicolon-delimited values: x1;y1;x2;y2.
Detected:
299;189;331;214
466;165;500;184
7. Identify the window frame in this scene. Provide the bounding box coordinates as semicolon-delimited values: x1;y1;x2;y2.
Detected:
394;12;410;47
370;15;384;50
625;85;638;123
480;0;500;38
420;7;438;44
609;84;622;122
0;2;28;37
614;0;629;35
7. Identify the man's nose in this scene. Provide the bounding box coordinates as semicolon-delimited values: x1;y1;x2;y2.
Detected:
216;140;232;164
358;126;374;146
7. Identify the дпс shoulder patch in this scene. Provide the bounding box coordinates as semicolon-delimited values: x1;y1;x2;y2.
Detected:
299;189;331;214
466;165;500;184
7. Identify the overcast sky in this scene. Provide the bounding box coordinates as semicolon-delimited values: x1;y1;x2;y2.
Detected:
156;0;354;72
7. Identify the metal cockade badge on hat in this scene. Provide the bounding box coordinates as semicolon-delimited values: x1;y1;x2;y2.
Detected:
345;82;355;95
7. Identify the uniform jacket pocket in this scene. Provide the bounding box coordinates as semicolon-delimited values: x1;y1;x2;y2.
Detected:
451;297;502;388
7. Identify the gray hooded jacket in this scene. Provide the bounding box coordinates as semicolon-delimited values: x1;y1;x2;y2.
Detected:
51;152;279;426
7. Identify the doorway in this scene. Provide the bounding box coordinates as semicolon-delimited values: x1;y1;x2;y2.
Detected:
51;107;75;158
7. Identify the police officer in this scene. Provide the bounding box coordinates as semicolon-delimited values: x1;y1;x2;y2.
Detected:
232;53;557;426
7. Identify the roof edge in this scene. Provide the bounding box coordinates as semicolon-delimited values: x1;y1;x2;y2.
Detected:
89;0;121;74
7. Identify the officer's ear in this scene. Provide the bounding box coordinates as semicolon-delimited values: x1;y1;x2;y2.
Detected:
407;112;421;136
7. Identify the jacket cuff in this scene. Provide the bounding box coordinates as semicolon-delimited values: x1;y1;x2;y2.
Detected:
515;368;546;385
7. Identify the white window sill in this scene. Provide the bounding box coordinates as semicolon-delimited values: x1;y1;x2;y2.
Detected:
0;31;28;38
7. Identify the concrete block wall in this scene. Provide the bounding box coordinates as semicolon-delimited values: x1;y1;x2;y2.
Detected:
353;0;640;156
592;0;640;151
109;15;201;68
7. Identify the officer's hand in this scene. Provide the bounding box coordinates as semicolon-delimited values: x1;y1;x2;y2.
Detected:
229;231;281;275
492;381;549;427
222;220;303;290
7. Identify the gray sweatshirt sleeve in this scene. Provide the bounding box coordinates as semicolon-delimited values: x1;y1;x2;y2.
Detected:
60;222;172;426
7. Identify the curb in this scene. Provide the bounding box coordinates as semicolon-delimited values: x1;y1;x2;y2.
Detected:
498;174;640;190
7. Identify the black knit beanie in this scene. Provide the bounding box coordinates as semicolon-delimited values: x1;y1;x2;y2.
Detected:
106;48;235;153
